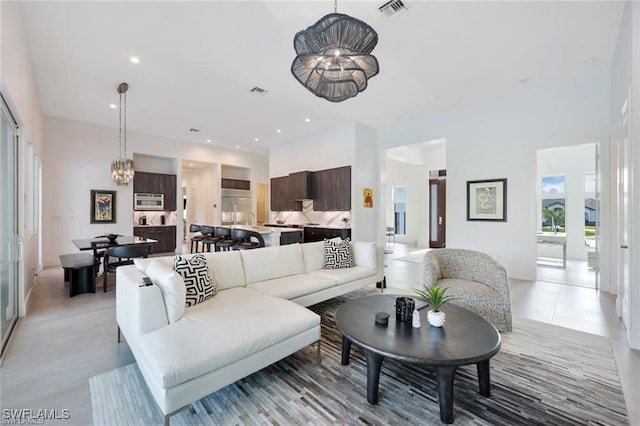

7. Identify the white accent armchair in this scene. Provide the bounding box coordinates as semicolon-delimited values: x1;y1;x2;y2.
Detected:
421;249;513;332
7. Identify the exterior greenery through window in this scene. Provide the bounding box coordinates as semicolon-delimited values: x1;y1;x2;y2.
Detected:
584;172;598;248
541;175;565;232
392;186;406;235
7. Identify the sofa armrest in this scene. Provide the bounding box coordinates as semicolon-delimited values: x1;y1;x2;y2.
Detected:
116;265;169;344
351;242;385;282
421;251;442;288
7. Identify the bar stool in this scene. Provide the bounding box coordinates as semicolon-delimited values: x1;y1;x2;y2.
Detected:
189;224;205;253
200;225;218;252
213;227;235;252
231;229;266;250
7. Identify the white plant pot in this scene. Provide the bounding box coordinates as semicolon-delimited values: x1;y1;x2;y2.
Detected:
427;309;446;327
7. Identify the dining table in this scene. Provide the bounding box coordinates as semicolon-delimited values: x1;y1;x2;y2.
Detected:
72;235;158;259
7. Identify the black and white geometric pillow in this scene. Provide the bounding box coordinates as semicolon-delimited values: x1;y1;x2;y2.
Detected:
323;238;354;269
173;254;216;307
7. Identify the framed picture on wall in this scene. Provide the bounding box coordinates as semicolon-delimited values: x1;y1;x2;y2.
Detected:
90;189;116;224
466;178;507;221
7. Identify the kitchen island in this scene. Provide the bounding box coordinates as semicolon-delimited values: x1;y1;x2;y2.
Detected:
229;225;302;246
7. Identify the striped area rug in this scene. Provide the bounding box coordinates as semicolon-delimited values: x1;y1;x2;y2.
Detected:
90;294;628;425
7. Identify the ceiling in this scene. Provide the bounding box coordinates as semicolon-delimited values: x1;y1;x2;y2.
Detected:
20;1;625;155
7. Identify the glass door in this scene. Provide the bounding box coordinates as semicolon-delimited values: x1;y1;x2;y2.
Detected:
1;95;19;356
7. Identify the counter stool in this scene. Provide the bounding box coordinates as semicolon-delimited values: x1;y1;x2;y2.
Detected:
189;224;205;253
200;225;218;252
231;229;265;251
213;227;235;252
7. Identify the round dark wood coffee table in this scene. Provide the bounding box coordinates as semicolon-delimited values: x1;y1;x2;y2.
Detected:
335;295;501;424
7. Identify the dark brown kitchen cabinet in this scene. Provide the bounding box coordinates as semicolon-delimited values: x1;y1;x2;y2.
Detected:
221;178;250;190
134;226;176;253
134;172;177;210
312;166;351;211
270;176;302;211
303;227;351;243
289;171;313;200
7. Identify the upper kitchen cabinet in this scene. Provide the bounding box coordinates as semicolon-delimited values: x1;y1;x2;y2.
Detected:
221;178;250;190
289;171;313;200
313;166;351;211
270;176;302;211
134;172;177;211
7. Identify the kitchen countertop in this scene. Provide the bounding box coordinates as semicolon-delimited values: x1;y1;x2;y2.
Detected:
133;224;176;228
230;225;302;233
265;223;350;230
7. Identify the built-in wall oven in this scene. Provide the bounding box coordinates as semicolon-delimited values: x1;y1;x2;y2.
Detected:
134;193;164;210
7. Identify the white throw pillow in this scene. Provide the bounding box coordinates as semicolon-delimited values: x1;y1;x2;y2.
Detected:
174;254;216;307
146;260;186;323
323;238;354;269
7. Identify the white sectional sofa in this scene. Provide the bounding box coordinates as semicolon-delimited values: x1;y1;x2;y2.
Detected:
116;240;384;424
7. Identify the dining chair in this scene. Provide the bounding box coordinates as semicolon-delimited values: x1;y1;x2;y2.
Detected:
103;244;153;292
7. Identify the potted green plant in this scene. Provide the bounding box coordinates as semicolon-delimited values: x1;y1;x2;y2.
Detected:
414;284;456;327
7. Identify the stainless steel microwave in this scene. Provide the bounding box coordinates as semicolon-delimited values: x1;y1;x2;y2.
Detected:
134;193;164;210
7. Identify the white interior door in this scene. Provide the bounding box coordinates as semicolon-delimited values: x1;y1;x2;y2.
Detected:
1;95;19;356
617;98;631;327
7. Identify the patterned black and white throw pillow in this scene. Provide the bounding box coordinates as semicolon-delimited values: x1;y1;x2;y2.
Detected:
173;254;216;307
323;238;354;269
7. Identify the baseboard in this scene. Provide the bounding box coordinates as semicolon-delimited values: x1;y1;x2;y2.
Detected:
628;327;640;350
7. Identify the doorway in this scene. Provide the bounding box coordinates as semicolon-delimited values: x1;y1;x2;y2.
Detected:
429;169;446;248
535;144;599;288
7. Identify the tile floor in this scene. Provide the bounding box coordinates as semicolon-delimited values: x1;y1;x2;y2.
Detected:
0;243;638;425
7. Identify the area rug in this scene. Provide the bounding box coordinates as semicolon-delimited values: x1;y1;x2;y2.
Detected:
395;248;432;264
90;295;628;426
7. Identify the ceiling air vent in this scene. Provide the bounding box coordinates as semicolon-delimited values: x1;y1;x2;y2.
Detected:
379;0;408;19
189;128;200;132
250;86;268;96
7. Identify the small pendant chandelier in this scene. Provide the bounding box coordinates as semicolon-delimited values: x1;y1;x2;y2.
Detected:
111;82;135;185
291;0;379;102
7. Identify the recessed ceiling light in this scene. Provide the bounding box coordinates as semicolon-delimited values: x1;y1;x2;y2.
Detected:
584;57;596;64
206;139;212;143
276;129;282;133
235;145;240;149
254;137;259;142
130;56;140;64
109;104;117;109
304;118;311;123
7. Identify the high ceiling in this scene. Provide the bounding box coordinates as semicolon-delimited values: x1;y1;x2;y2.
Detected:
20;1;625;155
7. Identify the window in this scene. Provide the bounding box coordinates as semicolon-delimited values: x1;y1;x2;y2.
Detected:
392;186;406;235
540;175;566;232
584;172;598;247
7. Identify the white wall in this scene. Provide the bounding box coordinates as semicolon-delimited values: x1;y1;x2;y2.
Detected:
379;72;611;281
1;1;44;315
537;144;596;261
42;116;268;266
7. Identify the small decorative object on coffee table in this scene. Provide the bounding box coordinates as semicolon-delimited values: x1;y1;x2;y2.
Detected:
395;297;415;322
414;284;456;327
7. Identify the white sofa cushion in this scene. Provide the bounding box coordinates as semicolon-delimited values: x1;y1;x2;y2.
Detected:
309;266;377;285
247;274;336;299
200;251;246;290
240;244;305;285
146;260;186;323
137;287;319;389
134;257;172;275
351;241;377;270
300;241;325;272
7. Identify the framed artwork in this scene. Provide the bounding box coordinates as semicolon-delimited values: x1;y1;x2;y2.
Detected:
466;179;507;222
363;187;373;208
91;190;116;224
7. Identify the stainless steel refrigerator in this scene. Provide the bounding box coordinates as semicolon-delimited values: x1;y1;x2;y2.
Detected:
221;189;252;226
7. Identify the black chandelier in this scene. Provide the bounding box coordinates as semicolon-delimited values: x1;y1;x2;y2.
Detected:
291;1;379;103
